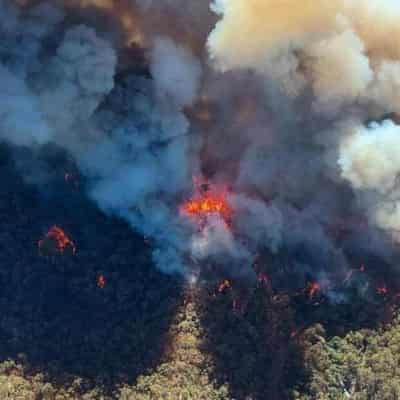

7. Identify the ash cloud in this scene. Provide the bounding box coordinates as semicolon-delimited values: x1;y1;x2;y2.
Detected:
2;0;400;294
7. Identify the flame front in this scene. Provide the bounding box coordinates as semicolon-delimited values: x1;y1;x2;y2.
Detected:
97;275;107;288
377;285;388;296
305;282;320;299
183;195;232;220
38;226;76;255
218;279;232;293
181;179;233;226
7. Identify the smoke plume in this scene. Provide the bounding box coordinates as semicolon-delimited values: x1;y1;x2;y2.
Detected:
2;0;400;295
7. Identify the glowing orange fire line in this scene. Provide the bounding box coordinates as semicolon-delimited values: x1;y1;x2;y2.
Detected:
38;226;76;255
181;186;233;229
184;195;231;216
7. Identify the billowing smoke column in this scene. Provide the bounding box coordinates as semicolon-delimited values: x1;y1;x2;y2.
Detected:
2;0;400;295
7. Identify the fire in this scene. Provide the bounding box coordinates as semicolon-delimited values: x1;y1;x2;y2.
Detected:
218;279;232;293
38;226;76;255
305;282;320;299
377;285;389;296
181;178;233;226
97;275;107;289
183;194;232;221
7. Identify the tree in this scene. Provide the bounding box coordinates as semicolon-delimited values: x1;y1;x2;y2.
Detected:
293;314;400;400
118;290;229;400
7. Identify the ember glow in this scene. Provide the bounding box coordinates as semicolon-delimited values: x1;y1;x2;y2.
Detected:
377;286;389;296
38;226;76;255
305;282;321;299
97;275;107;289
181;179;233;227
218;279;232;293
183;194;231;220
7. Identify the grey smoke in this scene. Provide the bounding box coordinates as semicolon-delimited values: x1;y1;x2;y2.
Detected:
1;0;400;295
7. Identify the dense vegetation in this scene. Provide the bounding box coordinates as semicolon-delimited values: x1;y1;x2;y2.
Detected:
294;315;400;400
0;145;183;398
119;290;228;400
0;292;228;400
0;143;399;399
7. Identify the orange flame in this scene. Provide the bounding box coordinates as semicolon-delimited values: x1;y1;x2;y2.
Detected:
183;195;232;220
97;275;107;289
38;226;76;255
377;285;388;295
305;282;320;299
181;179;233;226
218;279;232;293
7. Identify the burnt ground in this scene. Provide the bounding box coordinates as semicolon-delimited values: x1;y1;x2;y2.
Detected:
0;143;183;391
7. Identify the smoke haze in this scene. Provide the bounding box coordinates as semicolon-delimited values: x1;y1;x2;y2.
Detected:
2;0;400;295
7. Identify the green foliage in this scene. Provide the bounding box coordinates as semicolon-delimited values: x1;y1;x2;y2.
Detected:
118;298;229;400
0;359;104;400
0;295;229;400
294;315;400;400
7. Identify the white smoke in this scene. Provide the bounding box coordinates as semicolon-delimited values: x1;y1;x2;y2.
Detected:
305;26;373;113
39;25;117;139
339;120;400;239
207;0;400;112
150;37;202;109
339;120;400;193
0;64;51;146
369;61;400;115
74;34;203;274
190;215;245;260
230;194;283;253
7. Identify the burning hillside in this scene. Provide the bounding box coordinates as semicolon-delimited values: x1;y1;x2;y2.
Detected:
38;226;76;256
181;178;233;227
4;2;400;399
2;0;400;356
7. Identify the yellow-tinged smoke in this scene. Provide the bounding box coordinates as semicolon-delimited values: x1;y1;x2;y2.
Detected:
208;0;341;71
63;0;211;55
64;0;145;46
74;0;113;9
208;0;400;72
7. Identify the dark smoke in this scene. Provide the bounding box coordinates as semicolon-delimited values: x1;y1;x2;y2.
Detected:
2;0;400;298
